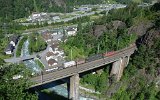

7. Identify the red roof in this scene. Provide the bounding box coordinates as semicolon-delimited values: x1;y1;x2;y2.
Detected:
46;52;54;57
48;59;57;65
42;33;52;40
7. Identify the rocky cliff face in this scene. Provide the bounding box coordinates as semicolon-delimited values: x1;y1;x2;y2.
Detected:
128;21;154;36
142;28;160;47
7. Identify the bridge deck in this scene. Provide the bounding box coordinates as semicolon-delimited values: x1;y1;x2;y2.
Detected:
31;45;136;87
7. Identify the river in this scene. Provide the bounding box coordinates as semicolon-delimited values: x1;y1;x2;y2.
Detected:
21;40;94;100
21;39;41;73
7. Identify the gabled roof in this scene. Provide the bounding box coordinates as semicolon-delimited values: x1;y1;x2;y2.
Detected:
5;44;14;52
66;27;76;32
42;32;52;40
48;59;57;65
46;52;54;57
50;44;59;50
10;35;19;44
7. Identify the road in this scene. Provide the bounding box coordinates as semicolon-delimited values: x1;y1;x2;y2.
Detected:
31;44;137;87
4;45;50;63
18;4;126;34
20;4;126;26
22;24;78;35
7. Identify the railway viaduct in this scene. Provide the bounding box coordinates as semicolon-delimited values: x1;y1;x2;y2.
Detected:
30;44;137;100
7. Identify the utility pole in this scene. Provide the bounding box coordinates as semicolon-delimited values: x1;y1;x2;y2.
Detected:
41;71;43;83
97;43;100;54
71;48;73;60
106;10;109;16
3;23;7;34
117;38;119;50
129;34;132;43
36;34;38;48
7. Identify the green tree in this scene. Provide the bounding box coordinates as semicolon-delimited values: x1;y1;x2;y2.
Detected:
0;64;38;100
96;73;107;92
156;91;160;99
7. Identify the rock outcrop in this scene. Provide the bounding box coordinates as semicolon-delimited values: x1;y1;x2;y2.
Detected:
128;21;154;36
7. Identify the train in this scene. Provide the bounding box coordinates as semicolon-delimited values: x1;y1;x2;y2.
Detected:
39;44;136;75
45;44;136;72
44;51;116;73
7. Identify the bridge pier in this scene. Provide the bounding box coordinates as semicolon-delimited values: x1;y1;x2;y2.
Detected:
69;74;79;100
110;56;130;81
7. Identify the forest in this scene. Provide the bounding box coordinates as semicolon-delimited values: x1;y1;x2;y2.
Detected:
0;0;104;20
0;0;153;21
0;1;159;100
61;2;160;99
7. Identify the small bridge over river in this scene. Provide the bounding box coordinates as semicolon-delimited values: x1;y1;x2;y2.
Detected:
4;54;37;63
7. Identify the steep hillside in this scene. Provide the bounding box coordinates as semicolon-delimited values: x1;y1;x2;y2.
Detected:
0;0;104;20
108;2;160;99
0;0;156;21
75;2;160;99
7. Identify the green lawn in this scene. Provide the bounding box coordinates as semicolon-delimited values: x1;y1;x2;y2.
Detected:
16;36;28;57
35;59;44;69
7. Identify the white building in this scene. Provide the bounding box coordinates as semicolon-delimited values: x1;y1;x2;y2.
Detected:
5;44;14;55
52;16;60;21
42;33;52;43
27;12;48;22
66;27;77;36
46;52;54;61
10;41;16;47
49;44;59;53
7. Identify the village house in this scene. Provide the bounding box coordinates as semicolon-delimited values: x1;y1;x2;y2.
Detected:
49;44;59;53
5;35;19;55
27;12;48;22
9;35;19;46
51;30;62;36
5;44;14;55
46;52;55;61
66;27;77;36
52;30;59;36
52;15;60;21
48;59;58;67
42;32;52;43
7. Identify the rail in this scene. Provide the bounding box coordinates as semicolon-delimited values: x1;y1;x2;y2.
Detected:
31;44;137;87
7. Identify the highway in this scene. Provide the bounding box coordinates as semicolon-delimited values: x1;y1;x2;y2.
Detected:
31;44;137;87
20;4;126;26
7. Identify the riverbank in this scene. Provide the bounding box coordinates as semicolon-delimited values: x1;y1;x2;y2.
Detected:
61;82;103;100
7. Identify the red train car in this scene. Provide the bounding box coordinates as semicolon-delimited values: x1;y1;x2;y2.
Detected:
103;51;115;57
76;59;85;65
